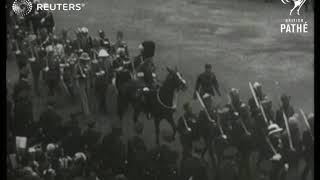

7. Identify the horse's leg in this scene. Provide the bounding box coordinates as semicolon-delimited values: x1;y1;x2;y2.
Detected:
154;118;160;145
117;95;127;121
133;105;141;123
166;116;177;138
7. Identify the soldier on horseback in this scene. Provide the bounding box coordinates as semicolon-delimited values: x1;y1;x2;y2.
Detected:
193;63;221;101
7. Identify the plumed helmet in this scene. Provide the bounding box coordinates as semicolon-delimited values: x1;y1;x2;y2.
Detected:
74;152;87;161
268;123;283;136
79;52;90;61
98;49;109;57
141;41;155;58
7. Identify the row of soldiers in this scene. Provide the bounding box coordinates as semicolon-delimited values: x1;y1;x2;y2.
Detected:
7;4;314;180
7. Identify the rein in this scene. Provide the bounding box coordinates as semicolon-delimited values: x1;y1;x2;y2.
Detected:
156;88;177;110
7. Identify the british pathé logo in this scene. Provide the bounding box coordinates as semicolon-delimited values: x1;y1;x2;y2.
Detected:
280;18;308;33
281;0;306;16
12;0;33;16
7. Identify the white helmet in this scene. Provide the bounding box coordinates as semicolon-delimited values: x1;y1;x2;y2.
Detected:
98;49;109;58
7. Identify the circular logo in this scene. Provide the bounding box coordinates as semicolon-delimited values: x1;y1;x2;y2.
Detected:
12;0;33;16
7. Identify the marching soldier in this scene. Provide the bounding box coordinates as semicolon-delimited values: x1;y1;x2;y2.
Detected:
75;52;92;115
301;113;314;180
127;122;148;180
12;71;34;137
177;102;199;159
26;35;42;95
275;94;295;129
78;27;93;54
146;129;178;180
180;138;209;180
44;50;61;97
113;47;132;90
98;30;111;51
193;63;221;101
60;53;78;100
52;35;65;59
92;49;110;114
248;82;268;119
112;31;129;57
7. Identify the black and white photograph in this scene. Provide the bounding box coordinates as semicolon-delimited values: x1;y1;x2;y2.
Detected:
5;0;315;180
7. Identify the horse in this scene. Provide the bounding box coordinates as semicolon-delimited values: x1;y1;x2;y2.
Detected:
281;0;307;15
117;66;187;144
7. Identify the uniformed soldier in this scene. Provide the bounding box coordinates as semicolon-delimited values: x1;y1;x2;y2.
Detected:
12;72;34;137
248;82;268;119
193;63;221;101
98;30;111;52
180;137;209;180
75;52;92;115
112;31;129;57
301;113;314;180
127;121;148;180
92;49;112;113
135;41;157;89
275;94;295;129
146;129;178;180
39;11;55;34
177;102;199;159
78;27;93;54
257;123;288;180
26;35;42;95
113;47;132;90
38;99;63;142
52;35;65;59
59;53;77;100
44;50;61;97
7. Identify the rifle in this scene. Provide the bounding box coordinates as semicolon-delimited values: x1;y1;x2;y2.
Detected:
195;91;227;139
228;95;251;136
282;112;295;151
181;115;192;132
299;109;314;141
248;82;278;156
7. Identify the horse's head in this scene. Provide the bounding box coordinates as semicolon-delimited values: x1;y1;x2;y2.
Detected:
165;66;187;91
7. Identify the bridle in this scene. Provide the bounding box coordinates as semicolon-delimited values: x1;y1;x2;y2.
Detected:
156;88;177;110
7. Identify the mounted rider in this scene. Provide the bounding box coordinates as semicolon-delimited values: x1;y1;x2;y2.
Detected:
135;41;157;89
193;64;221;103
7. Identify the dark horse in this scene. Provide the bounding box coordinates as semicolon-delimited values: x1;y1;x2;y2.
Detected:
117;67;187;144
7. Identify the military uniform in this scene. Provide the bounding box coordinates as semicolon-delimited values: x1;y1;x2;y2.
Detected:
301;117;314;180
26;42;43;95
177;112;199;157
45;56;61;96
113;55;132;90
12;77;34;137
194;68;221;98
75;53;92;115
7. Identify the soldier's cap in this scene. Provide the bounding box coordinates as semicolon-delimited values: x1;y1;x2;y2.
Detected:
138;43;144;50
205;63;212;69
161;129;174;143
280;94;291;102
79;52;90;61
74;152;87;161
288;114;299;125
98;29;104;34
222;146;238;158
307;113;314;121
98;49;109;57
81;27;89;33
253;82;262;89
268;123;283;136
116;47;126;54
46;143;57;152
202;93;211;100
103;40;110;45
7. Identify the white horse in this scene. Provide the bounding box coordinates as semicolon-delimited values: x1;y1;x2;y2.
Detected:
281;0;307;15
